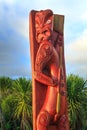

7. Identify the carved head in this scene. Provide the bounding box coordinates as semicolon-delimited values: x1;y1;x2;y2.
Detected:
35;9;53;43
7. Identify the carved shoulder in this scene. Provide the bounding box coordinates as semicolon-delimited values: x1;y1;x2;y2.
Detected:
35;41;53;72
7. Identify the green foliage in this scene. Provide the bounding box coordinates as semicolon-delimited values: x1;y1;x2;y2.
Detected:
0;76;12;92
67;74;87;130
1;94;14;120
12;78;32;130
0;77;32;130
0;75;87;130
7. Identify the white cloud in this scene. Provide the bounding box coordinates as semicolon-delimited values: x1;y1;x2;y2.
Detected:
0;0;16;5
65;29;87;76
9;16;28;39
0;0;87;78
0;0;28;39
80;10;87;21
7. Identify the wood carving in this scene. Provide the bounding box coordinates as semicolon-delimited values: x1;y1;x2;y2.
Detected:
29;9;70;130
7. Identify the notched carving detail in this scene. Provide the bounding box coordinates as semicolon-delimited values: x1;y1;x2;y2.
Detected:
35;41;53;72
58;114;67;129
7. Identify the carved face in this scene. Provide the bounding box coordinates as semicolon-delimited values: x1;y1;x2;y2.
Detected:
35;10;53;43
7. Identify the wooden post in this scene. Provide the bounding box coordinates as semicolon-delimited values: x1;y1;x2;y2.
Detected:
29;9;70;130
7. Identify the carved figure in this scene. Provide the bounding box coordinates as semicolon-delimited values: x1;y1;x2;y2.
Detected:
29;9;69;130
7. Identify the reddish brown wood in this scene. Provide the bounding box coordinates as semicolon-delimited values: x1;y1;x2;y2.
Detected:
29;9;70;130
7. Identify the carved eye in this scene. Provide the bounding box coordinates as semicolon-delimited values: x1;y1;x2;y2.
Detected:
46;19;51;24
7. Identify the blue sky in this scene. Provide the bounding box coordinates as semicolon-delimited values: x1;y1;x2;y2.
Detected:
0;0;87;79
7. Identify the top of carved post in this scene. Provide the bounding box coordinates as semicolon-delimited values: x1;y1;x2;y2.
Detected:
53;14;64;34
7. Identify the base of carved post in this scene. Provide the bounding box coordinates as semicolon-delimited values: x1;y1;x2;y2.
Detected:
37;110;51;130
37;110;67;130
